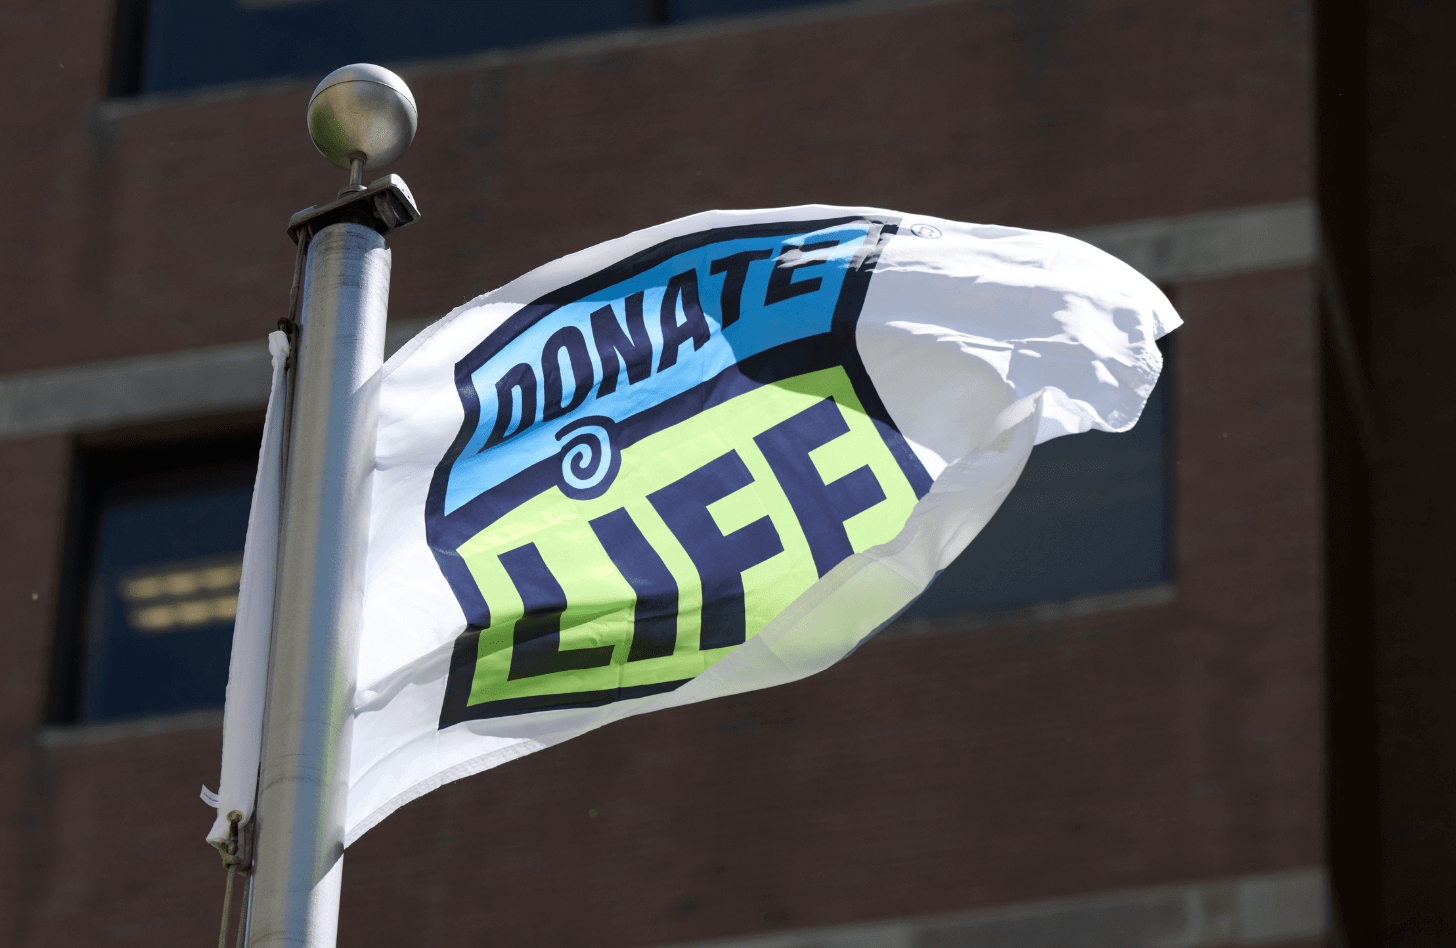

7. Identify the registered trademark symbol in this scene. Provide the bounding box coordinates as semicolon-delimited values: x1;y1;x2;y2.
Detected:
910;223;942;239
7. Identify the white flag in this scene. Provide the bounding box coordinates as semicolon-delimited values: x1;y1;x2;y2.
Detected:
206;331;290;849
341;205;1178;844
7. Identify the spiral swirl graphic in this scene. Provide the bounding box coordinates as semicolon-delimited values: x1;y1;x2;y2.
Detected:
554;416;620;499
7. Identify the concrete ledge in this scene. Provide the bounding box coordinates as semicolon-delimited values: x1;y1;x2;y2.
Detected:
1070;201;1313;284
886;583;1175;636
36;708;224;749
0;342;275;442
655;868;1327;948
0;201;1311;443
0;318;428;442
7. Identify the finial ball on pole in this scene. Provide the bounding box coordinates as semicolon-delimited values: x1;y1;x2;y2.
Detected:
307;64;417;187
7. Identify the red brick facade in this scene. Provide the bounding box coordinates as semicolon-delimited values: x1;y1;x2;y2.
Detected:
0;1;1327;945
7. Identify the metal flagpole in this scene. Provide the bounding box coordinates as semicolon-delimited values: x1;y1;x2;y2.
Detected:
245;64;420;948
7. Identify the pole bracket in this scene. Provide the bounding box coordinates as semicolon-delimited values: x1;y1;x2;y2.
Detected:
217;810;255;874
287;174;420;244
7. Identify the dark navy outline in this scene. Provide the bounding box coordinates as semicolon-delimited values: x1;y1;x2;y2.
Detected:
439;624;690;726
432;217;929;727
553;415;622;500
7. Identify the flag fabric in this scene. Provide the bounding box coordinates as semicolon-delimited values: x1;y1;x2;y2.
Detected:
338;205;1179;843
210;205;1179;847
206;331;290;849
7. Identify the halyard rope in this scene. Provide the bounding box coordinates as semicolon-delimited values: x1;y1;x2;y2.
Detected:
217;811;247;947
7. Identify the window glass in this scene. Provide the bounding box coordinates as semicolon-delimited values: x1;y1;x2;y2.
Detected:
120;0;841;96
899;342;1174;620
55;430;259;723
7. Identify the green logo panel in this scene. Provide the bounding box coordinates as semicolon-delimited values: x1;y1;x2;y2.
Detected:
453;366;918;716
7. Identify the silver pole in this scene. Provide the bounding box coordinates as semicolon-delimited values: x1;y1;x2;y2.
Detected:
244;63;419;948
248;222;389;947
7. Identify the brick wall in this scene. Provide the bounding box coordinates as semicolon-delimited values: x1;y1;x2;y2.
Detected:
0;1;1318;945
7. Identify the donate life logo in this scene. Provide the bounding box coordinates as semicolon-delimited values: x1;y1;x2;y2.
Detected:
428;217;932;726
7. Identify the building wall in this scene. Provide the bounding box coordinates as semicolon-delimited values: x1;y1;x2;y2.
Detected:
1367;1;1456;939
0;1;1320;945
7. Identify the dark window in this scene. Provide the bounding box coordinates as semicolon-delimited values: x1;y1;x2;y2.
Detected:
899;338;1176;621
110;0;840;97
50;423;261;724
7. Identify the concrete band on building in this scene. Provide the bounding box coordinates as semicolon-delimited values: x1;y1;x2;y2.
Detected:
661;869;1328;948
0;201;1313;443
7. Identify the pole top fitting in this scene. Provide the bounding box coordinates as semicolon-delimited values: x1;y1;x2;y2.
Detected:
307;64;417;183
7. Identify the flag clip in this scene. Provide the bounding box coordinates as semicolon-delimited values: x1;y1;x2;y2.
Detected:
219;811;254;875
277;316;300;349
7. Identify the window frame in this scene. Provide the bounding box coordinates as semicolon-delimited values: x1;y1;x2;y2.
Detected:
47;411;264;725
